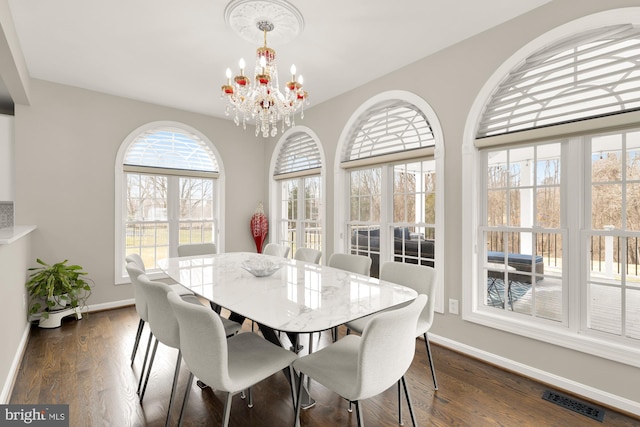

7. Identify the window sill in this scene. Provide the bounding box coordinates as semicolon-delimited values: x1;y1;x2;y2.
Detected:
463;307;640;368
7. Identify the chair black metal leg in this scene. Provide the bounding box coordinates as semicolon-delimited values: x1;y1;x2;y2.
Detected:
165;351;182;427
401;376;417;427
131;319;145;364
354;400;364;427
397;381;403;425
288;365;297;410
140;338;159;402
423;332;438;390
137;332;153;393
222;392;233;427
178;372;194;427
293;372;305;427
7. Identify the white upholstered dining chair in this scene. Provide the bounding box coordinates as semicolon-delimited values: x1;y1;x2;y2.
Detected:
293;294;427;427
293;247;322;264
136;274;241;426
167;291;298;427
125;253;194;297
263;242;290;258
125;262;154;398
177;242;217;257
125;254;194;367
327;252;372;276
346;261;439;390
177;242;221;314
327;252;372;341
293;247;323;353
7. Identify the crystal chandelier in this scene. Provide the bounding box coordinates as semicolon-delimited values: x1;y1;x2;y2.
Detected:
221;20;308;138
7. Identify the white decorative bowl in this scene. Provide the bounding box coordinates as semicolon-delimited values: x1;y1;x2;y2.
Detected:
241;258;282;277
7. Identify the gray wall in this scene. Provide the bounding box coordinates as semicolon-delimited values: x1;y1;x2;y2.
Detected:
14;79;267;308
5;0;639;413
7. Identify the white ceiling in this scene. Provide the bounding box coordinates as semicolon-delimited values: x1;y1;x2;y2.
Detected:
7;0;552;119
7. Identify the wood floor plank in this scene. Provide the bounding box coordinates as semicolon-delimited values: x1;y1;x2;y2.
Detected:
9;306;639;426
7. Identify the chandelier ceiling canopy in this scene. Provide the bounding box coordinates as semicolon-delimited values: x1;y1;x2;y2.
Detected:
222;0;308;138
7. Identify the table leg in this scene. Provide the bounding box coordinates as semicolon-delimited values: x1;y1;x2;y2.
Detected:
258;324;316;409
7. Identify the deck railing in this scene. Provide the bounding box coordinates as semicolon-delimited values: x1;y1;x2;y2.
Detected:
486;231;640;277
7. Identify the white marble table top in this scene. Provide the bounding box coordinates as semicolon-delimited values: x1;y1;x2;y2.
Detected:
158;252;417;334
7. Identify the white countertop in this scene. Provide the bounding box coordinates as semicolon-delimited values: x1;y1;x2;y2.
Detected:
0;225;37;244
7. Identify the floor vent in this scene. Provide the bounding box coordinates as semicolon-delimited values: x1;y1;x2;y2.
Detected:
542;390;605;422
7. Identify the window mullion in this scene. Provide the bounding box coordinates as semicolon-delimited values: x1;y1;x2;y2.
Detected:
379;164;393;264
567;136;584;333
167;176;180;258
297;177;305;251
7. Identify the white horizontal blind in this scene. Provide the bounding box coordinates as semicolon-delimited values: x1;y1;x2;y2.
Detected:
124;127;219;172
341;100;435;166
274;131;321;178
477;24;640;142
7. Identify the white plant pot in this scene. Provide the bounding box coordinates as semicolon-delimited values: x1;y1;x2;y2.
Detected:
38;306;83;329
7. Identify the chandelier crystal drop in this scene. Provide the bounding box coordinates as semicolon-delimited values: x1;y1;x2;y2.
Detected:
221;20;308;138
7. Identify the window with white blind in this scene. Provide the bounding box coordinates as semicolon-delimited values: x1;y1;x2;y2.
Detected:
465;15;640;366
115;124;221;282
337;91;444;312
271;128;323;258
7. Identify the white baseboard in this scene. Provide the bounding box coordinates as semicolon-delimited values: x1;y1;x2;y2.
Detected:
429;333;640;418
0;322;31;404
87;299;135;312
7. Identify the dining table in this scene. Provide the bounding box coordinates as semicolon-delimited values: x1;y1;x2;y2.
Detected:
157;251;418;408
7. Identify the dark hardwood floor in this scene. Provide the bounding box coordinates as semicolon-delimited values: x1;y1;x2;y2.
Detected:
9;306;639;426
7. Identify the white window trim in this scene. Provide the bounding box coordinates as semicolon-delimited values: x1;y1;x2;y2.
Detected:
462;9;640;368
114;121;225;284
335;90;445;314
269;126;326;258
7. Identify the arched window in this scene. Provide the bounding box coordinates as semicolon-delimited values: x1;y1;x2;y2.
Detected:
342;99;436;162
477;24;640;140
270;127;324;258
464;12;640;365
115;123;222;282
336;91;444;312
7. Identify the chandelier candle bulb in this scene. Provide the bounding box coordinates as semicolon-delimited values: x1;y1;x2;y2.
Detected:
221;68;234;95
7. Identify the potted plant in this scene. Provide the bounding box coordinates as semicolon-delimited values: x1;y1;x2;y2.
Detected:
25;259;93;328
